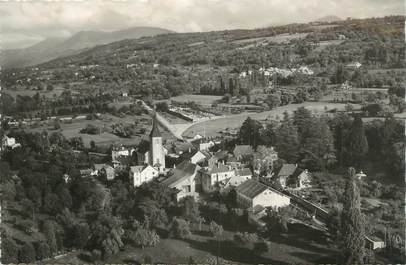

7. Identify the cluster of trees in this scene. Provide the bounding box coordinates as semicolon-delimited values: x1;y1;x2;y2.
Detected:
238;108;404;180
111;123;137;138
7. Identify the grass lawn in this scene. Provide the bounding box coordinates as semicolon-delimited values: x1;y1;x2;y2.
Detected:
47;222;337;265
26;113;175;147
108;223;336;265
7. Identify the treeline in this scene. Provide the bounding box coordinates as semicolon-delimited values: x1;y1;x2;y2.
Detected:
237;109;404;180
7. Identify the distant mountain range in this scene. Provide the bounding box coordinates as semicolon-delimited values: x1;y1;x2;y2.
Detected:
314;15;343;23
0;26;174;69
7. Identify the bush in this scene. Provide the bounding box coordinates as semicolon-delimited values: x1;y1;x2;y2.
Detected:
126;228;160;248
18;242;36;263
1;237;19;264
253;241;269;255
209;221;223;238
233;232;258;248
80;124;100;135
35;241;51;260
170;218;191;239
92;249;102;261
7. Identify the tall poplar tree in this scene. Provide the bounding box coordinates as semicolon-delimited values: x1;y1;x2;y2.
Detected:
345;115;368;167
340;167;365;264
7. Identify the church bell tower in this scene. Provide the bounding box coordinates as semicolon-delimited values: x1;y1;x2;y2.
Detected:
149;114;165;171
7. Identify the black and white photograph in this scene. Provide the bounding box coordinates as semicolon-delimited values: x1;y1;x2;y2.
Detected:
0;0;405;264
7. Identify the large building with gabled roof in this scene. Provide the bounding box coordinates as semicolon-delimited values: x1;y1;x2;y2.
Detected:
236;179;290;209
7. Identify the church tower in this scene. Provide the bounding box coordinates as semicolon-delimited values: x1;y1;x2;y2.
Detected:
149;114;165;171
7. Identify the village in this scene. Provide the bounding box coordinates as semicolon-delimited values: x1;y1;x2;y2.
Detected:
0;8;405;265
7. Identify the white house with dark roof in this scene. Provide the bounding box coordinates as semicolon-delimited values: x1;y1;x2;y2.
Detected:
236;179;290;209
190;150;212;165
201;163;235;192
130;165;159;187
161;160;200;201
224;168;253;188
1;135;21;150
275;164;311;190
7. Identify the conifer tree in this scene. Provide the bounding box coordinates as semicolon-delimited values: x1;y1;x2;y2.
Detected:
345;115;368;167
340;167;365;264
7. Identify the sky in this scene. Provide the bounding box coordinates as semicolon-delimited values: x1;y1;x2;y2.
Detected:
0;0;404;49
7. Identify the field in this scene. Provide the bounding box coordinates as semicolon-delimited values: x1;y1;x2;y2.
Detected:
183;102;348;138
232;33;309;45
27;113;174;147
2;87;66;99
313;40;345;51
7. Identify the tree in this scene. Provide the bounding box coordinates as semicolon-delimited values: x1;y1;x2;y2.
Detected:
239;117;262;148
182;196;200;223
340;168;365;264
43;220;58;254
209;221;223;238
265;94;281;109
127;227;160;248
275;116;300;162
170;217;191;239
53;119;61;130
300;118;336;170
1;237;19;264
293;107;313;143
253;241;269;255
74;223;90;249
261;121;278;146
155;102;169;112
18;242;36;263
35;241;51;260
345;115;369;167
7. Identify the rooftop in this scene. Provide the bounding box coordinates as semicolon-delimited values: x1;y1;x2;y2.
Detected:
161;160;198;188
236;179;289;199
236;179;268;199
233;145;254;156
236;168;252;176
277;164;297;177
149;114;161;138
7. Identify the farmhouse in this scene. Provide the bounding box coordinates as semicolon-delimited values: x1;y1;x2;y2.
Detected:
233;145;254;160
275;164;311;190
190;150;212;165
236;179;290;209
101;165;115;181
224;168;253;188
365;236;385;250
129;165;159;187
1;135;21;150
161;160;200;201
201;163;236;192
111;145;135;164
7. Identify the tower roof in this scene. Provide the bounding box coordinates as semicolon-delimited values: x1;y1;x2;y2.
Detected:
149;114;161;138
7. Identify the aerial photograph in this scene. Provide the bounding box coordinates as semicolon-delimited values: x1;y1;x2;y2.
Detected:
0;0;405;264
